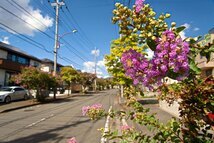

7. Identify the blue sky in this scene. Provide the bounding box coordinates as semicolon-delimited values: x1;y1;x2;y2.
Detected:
0;0;214;77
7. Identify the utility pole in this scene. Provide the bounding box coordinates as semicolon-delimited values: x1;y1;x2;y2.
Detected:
51;0;65;76
51;0;65;99
94;47;97;92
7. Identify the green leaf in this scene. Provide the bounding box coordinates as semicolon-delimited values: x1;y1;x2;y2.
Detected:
147;39;156;51
176;26;186;33
190;60;201;74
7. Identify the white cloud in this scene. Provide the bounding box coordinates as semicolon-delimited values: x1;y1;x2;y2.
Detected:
193;27;200;31
1;36;10;44
180;31;186;39
182;23;190;30
179;23;190;40
97;60;105;68
82;59;108;78
91;49;100;56
0;0;53;36
145;48;154;59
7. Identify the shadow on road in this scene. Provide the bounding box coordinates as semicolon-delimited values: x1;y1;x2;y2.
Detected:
42;98;76;104
1;118;91;143
138;98;159;105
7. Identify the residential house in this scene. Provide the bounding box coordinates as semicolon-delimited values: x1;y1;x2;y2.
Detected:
0;42;42;86
195;28;214;77
40;58;63;74
0;42;64;86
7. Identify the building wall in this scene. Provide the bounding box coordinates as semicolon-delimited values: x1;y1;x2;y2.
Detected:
0;69;5;87
29;59;41;68
40;63;52;73
0;49;7;59
195;33;214;77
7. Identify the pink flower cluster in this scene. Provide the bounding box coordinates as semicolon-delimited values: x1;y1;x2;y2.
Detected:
120;125;133;132
121;30;189;88
135;0;145;13
67;137;77;143
82;103;103;116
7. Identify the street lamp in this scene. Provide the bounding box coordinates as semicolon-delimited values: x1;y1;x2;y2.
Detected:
53;29;77;76
57;29;77;48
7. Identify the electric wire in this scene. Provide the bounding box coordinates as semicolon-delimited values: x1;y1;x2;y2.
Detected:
0;5;55;42
0;23;82;68
3;1;91;62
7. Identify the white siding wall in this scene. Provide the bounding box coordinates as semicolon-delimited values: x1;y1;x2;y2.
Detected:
159;99;181;118
0;49;7;59
41;66;50;72
29;59;41;67
0;69;5;86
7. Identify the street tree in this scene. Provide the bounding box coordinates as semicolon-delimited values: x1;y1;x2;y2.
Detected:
11;67;58;101
79;72;96;93
60;66;79;95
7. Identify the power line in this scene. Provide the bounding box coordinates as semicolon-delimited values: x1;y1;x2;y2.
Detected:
0;5;55;41
9;0;55;36
0;23;51;53
0;23;81;68
37;0;93;61
2;1;90;62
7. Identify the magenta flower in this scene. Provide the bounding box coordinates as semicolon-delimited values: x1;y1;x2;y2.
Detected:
121;30;190;89
120;125;132;132
91;103;103;109
135;0;144;13
67;137;77;143
82;106;90;116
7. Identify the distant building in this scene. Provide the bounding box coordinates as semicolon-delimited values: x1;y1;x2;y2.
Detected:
195;28;214;77
0;42;63;86
41;58;63;74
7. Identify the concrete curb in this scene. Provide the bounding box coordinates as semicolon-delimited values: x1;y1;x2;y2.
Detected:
0;93;88;114
101;106;112;143
0;102;40;113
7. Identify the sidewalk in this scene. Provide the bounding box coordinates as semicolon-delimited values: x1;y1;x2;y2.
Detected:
0;92;86;114
108;97;175;142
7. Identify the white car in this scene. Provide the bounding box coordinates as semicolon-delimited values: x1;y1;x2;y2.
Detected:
0;86;28;103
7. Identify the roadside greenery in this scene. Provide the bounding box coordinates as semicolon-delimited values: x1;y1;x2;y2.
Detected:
78;72;96;93
11;67;58;102
61;66;79;95
84;0;214;142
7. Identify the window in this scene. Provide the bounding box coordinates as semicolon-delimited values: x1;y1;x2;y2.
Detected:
33;61;39;67
7;52;29;65
4;72;16;86
14;88;24;91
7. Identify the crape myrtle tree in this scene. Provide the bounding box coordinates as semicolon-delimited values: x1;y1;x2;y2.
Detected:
105;77;116;89
96;78;106;91
81;0;214;142
61;66;79;95
79;72;96;93
11;67;59;102
105;37;147;97
96;77;115;90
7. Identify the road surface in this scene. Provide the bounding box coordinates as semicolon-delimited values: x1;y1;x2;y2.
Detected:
0;89;117;143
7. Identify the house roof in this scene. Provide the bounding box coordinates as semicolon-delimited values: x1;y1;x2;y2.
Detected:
0;42;41;62
41;58;63;67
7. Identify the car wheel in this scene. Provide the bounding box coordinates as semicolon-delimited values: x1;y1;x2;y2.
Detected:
5;96;11;103
24;94;28;100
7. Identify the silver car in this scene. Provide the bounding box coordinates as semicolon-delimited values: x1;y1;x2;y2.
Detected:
0;86;28;103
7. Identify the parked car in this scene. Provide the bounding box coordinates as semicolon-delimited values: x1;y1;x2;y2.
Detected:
0;86;28;103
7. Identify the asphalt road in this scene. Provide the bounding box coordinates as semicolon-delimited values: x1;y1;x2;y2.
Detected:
0;89;117;143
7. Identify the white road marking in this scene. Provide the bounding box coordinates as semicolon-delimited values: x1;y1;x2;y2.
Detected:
101;106;112;143
25;114;54;128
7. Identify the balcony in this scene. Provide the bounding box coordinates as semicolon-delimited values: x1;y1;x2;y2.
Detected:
0;58;27;72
